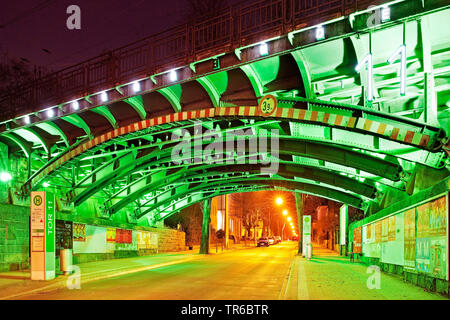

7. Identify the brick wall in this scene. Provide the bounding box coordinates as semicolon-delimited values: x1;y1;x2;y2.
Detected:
0;204;29;272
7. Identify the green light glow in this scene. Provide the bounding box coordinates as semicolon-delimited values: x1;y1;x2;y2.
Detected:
0;172;12;182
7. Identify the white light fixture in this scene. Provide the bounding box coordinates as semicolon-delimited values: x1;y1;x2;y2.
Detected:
169;70;177;82
259;42;268;56
0;172;12;182
23;115;30;124
100;91;108;102
132;81;141;92
381;6;390;22
72;100;79;110
47;108;54;118
315;25;325;40
355;53;373;101
43;182;50;188
387;44;406;96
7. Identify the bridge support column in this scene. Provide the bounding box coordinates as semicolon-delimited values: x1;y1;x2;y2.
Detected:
200;198;212;254
295;192;304;255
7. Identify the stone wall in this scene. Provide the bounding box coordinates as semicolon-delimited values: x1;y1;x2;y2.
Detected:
0;204;29;272
0;202;187;271
158;228;186;252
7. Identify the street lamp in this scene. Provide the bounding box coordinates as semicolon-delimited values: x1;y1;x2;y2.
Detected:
287;216;292;222
0;172;12;182
276;197;283;205
282;210;288;216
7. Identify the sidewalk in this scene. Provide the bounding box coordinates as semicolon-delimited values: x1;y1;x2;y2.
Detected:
283;244;448;300
0;242;256;300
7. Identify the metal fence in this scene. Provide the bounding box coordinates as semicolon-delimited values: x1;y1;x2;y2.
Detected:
0;0;387;121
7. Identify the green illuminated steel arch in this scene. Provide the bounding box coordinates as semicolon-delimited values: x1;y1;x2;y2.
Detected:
139;176;364;221
91;106;118;129
35;122;70;147
142;184;271;224
105;162;376;217
21;127;50;154
102;161;370;217
64;133;399;208
124;96;146;120
0;132;32;158
62;114;92;138
18;100;447;201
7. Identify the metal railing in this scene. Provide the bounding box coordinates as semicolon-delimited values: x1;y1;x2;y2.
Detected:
0;0;387;121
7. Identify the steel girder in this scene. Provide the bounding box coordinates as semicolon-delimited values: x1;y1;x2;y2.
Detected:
100;161;375;216
64;134;398;207
19;100;445;196
140;177;364;221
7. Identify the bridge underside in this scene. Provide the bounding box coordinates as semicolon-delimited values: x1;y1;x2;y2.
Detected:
0;2;448;226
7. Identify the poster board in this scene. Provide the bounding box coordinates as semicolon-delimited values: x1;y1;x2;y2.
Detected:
137;231;159;250
404;208;416;269
416;195;447;280
56;220;73;256
362;223;380;258
73;223;86;241
353;226;362;254
73;225;107;254
381;212;404;266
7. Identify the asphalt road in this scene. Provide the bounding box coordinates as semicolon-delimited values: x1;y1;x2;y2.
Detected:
12;242;448;300
17;242;296;300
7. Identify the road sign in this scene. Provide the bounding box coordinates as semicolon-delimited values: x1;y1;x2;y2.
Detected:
302;215;311;257
30;191;56;280
258;95;277;117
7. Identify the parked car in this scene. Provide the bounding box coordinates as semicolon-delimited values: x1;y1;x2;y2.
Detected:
257;237;270;247
268;237;275;245
274;236;281;244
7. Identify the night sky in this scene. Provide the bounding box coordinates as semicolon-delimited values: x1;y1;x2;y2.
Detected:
0;0;195;71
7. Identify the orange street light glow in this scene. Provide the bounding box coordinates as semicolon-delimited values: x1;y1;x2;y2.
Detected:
276;197;283;205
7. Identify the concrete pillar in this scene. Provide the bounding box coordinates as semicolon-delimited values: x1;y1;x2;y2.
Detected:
200;198;211;254
295;192;304;255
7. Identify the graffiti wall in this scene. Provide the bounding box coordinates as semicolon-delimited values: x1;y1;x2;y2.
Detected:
137;230;159;250
355;193;448;280
404;208;416;269
416;196;447;279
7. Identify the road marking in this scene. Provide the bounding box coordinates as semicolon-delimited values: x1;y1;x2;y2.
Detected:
297;259;309;300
